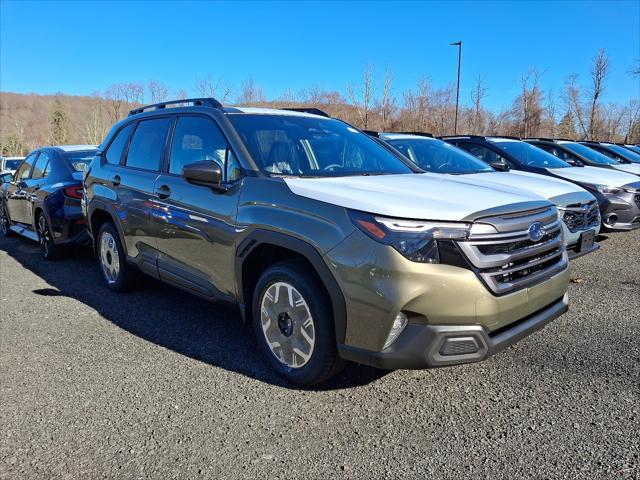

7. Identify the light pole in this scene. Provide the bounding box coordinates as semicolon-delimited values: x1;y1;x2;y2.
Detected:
450;41;462;135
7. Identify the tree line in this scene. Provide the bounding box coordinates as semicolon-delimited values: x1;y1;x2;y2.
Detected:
1;49;638;156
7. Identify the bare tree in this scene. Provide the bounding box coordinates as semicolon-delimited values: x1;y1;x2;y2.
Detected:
516;68;544;137
623;99;640;143
195;75;234;103
347;65;375;129
586;49;610;140
83;103;107;145
470;75;487;134
563;74;588;139
147;80;169;104
236;78;265;105
379;68;395;130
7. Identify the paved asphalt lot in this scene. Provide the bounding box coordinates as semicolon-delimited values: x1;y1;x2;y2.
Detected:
1;231;639;480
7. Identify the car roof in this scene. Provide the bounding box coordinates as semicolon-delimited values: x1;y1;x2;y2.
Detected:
1;156;24;160
222;106;327;119
487;137;521;143
46;145;99;152
379;133;438;141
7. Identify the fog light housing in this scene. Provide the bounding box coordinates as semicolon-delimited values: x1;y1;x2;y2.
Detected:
383;312;408;349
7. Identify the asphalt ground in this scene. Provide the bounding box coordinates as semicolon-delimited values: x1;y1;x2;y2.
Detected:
1;230;639;479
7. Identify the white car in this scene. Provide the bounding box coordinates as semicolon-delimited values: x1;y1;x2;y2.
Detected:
0;156;24;177
445;136;640;232
376;133;602;258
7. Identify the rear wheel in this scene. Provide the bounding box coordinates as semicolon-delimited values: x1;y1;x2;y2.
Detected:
252;260;345;385
37;212;61;260
0;203;13;237
97;222;137;292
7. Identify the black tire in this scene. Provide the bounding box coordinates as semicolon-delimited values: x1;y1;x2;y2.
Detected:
96;222;137;292
252;260;345;386
36;212;61;260
0;202;14;237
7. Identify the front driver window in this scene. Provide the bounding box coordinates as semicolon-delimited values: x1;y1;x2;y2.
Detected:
170;116;242;182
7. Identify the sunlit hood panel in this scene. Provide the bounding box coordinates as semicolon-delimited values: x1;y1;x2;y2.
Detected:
284;173;544;221
450;171;587;200
611;163;640;176
546;166;640;187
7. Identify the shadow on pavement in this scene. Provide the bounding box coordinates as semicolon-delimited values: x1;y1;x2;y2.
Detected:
0;236;388;390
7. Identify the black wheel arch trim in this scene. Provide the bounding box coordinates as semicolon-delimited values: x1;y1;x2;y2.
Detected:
87;200;129;257
235;229;347;344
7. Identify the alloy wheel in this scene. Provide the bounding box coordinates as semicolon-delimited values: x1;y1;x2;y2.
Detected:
260;281;316;369
37;215;51;257
99;231;120;284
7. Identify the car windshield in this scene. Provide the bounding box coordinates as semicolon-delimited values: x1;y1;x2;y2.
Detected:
490;140;570;168
227;114;414;177
386;137;493;174
625;145;640;155
65;150;97;171
559;142;619;165
604;144;640;163
4;159;22;170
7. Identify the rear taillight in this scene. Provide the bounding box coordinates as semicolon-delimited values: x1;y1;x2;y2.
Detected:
63;185;83;199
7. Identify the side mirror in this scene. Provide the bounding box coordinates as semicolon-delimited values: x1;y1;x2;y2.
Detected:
182;161;223;189
489;160;509;171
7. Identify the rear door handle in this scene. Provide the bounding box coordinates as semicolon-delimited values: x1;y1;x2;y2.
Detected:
154;185;171;199
112;175;121;186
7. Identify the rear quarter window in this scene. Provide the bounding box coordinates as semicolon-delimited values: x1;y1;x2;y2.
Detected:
105;123;134;165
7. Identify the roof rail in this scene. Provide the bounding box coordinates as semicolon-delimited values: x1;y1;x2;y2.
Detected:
280;107;330;118
551;138;578;142
362;130;379;137
128;98;223;116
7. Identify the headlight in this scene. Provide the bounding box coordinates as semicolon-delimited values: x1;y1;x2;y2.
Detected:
582;183;622;195
348;210;470;263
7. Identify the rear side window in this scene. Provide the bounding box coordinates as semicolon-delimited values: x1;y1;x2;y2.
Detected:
125;118;172;171
16;154;37;180
105;123;134;165
31;152;51;179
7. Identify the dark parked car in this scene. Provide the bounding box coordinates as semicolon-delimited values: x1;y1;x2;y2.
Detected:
580;141;640;165
0;145;97;258
524;138;640;176
442;136;640;231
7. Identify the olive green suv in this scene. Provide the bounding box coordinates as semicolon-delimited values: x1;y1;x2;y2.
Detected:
83;99;570;385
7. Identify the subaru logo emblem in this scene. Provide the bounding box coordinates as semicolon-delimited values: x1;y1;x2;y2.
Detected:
528;222;545;242
582;204;590;213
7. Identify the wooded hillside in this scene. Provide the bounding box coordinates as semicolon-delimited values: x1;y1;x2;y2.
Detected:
1;49;638;156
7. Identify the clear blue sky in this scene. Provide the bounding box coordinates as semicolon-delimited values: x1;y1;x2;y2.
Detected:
1;0;638;111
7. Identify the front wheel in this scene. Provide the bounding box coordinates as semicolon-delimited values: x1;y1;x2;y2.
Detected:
252;260;345;385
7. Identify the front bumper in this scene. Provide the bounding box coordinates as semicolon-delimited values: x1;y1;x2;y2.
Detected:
594;191;640;231
338;293;568;369
325;229;570;365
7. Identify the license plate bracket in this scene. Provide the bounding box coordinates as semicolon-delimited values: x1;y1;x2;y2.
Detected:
578;230;595;252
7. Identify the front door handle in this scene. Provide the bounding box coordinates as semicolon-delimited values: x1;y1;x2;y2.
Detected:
112;175;121;186
154;185;171;199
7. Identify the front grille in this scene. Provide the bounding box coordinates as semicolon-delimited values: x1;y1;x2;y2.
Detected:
456;207;568;295
560;201;600;233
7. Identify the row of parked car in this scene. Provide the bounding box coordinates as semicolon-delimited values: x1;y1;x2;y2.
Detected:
1;98;639;385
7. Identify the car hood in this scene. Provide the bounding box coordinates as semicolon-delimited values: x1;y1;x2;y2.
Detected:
445;171;588;201
611;163;640;176
284;174;546;221
546;166;639;187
